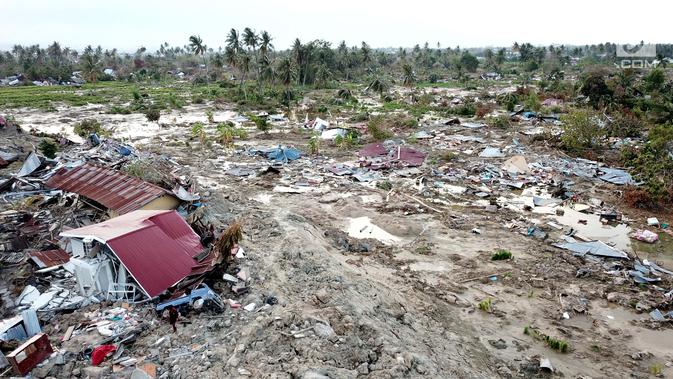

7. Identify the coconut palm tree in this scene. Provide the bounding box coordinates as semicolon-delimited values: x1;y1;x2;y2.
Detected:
402;64;416;87
259;31;274;57
188;35;208;81
226;29;241;53
238;52;251;97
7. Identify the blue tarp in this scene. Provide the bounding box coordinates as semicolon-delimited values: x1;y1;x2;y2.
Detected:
265;146;301;163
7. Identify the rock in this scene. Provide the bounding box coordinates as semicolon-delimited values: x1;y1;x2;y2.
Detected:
72;368;81;377
497;365;513;378
131;368;153;379
301;370;330;379
81;366;110;379
488;338;507;349
314;323;335;338
606;292;621;303
315;289;331;303
356;363;369;375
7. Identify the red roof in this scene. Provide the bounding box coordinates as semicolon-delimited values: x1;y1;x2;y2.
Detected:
61;210;204;297
46;163;172;215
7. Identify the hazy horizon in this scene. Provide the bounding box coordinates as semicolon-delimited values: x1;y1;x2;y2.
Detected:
1;0;671;53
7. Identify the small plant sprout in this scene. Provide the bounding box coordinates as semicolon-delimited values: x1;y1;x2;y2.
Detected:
491;249;512;261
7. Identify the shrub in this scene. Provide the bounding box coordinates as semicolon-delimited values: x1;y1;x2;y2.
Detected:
73;119;103;137
453;102;476;117
488;115;511;129
524;93;542;112
38;139;58;158
441;151;457;161
206;110;214;123
475;103;494;118
478;298;492;312
376;180;393;191
145;109;160;122
491;249;512;261
191;122;206;143
621;124;673;204
497;93;519;112
367;117;393;141
606;112;643;138
308;134;321;155
109;105;132;115
167;93;184;109
560;109;604;154
250;115;272;133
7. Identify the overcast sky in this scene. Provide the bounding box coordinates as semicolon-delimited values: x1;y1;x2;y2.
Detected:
1;0;670;53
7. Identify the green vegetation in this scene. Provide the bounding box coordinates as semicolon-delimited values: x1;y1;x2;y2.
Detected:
650;363;663;376
38;139;58;158
367;116;393;141
73;118;104;137
524;326;570;353
560;109;604;154
478;298;492;312
145;108;160;121
491;249;512;261
307;134;321;155
487;115;511;129
376;180;393;191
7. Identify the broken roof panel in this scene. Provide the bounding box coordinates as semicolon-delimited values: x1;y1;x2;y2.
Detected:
28;249;70;269
61;210;204;297
46;163;173;215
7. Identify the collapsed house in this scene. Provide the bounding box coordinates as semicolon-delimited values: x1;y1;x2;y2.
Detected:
46;162;180;216
59;209;208;301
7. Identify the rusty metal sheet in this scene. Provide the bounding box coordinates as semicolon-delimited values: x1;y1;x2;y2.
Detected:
28;249;70;269
45;163;172;214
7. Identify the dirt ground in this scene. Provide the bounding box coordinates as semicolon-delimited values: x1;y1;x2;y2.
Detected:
3;93;673;378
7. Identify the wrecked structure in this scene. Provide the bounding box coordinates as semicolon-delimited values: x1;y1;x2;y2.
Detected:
60;210;207;300
47;163;180;216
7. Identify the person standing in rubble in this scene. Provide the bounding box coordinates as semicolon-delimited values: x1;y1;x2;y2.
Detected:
168;305;179;333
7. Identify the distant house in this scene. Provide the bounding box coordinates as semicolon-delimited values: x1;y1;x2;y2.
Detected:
60;210;207;300
46;162;179;216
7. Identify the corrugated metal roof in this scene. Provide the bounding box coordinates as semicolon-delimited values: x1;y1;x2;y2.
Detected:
28;249;70;268
46;163;172;215
61;210;204;298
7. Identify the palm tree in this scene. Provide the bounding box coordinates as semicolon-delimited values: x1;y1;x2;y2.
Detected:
81;52;101;82
367;76;389;97
188;35;208;81
226;29;241;53
259;31;274;57
238;52;251;98
402;64;416;87
315;64;332;88
291;39;303;85
276;56;297;106
277;56;296;86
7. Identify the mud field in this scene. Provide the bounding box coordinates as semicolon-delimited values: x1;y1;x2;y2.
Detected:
2;88;673;379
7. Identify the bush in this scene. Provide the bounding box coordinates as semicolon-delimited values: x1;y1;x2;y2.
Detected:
250;115;272;133
367;117;393;141
606;112;643;138
488;115;511;129
73;119;103;137
145;109;160;122
491;249;512;261
38;139;58;158
475;103;494;118
621;124;673;204
524;93;542;112
560;110;604;154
